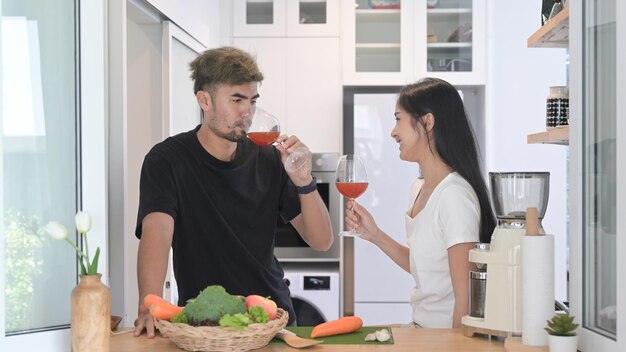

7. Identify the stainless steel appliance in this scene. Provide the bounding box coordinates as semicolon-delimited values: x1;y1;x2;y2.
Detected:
274;153;340;261
469;243;489;319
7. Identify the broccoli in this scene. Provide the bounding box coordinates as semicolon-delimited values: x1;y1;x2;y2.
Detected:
183;285;247;326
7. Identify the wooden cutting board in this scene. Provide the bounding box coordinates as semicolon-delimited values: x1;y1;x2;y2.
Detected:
271;326;394;345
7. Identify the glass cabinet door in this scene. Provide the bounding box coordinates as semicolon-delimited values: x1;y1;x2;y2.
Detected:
355;0;402;73
233;0;286;37
234;0;339;37
342;0;413;85
415;0;486;85
581;0;616;341
286;0;339;37
425;0;473;73
246;0;275;25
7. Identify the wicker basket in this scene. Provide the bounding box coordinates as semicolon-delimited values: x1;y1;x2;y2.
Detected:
155;308;288;352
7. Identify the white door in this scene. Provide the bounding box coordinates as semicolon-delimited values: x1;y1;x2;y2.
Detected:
0;0;107;350
162;21;205;138
161;21;206;305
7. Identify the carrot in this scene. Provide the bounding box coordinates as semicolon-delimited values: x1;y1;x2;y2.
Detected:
149;302;184;321
143;293;172;310
310;316;363;338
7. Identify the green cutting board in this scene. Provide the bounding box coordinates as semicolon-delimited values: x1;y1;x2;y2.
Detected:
271;326;394;345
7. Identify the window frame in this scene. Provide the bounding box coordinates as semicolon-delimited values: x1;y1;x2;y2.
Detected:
0;0;107;348
570;0;625;350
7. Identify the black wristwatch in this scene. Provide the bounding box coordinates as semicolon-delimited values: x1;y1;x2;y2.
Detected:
295;175;317;194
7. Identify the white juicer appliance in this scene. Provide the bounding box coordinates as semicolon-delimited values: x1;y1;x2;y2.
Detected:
462;172;550;337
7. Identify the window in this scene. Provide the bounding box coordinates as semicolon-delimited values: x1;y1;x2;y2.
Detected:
581;0;617;340
1;0;106;349
2;0;78;335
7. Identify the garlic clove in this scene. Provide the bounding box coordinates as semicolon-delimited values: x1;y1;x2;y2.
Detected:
374;328;391;342
364;332;377;342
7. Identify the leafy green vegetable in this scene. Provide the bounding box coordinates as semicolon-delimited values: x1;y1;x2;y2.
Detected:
218;306;269;329
170;311;188;324
219;313;253;329
248;306;269;324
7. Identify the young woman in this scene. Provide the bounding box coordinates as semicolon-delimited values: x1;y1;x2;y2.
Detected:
346;78;495;328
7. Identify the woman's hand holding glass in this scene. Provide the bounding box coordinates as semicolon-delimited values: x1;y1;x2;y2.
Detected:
344;200;380;242
247;107;312;178
335;154;369;237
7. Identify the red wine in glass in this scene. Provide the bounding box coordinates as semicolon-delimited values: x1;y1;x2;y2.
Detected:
335;154;368;237
247;131;280;146
248;107;311;172
247;107;280;147
336;182;368;199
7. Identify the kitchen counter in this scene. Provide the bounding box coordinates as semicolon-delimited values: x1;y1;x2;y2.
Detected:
111;328;505;351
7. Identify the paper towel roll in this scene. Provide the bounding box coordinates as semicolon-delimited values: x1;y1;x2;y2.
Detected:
521;234;554;346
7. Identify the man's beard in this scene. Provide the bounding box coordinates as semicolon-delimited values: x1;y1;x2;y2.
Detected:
207;118;248;142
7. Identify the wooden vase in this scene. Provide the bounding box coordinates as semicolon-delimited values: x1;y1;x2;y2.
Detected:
71;274;111;352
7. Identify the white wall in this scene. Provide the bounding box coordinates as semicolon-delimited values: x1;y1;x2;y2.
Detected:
486;0;569;301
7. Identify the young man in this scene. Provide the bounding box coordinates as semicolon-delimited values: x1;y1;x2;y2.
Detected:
133;47;333;337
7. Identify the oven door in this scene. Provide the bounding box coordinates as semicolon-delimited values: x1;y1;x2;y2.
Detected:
274;154;340;261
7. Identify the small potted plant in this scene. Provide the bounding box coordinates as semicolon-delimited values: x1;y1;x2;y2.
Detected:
545;313;579;352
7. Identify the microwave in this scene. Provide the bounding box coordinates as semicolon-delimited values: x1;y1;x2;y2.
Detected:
274;153;341;261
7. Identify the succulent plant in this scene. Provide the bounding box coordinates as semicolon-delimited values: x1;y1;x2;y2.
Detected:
545;313;579;336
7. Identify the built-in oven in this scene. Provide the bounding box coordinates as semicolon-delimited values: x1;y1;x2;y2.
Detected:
274;153;340;260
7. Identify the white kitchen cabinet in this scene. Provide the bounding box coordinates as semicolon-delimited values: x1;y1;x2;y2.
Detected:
233;0;339;37
355;303;413;326
233;0;342;153
341;0;486;86
234;37;341;153
341;0;414;85
415;0;486;85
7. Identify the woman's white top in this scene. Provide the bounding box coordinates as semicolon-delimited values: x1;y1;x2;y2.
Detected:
406;172;480;328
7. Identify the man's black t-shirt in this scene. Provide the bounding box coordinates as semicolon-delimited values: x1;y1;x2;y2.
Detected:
135;125;300;324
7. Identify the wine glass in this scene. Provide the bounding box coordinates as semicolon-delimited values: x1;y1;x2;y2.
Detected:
335;154;369;237
247;107;280;147
247;107;311;173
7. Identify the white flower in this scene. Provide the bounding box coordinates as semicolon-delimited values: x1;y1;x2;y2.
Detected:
44;221;68;240
75;211;92;234
44;210;100;275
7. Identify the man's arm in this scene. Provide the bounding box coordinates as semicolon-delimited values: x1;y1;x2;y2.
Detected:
290;187;334;251
134;212;174;338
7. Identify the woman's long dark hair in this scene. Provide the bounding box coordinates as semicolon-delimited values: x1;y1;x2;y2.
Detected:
398;78;495;243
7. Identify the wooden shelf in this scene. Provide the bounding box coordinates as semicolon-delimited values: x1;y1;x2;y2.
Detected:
527;6;569;48
527;126;569;145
